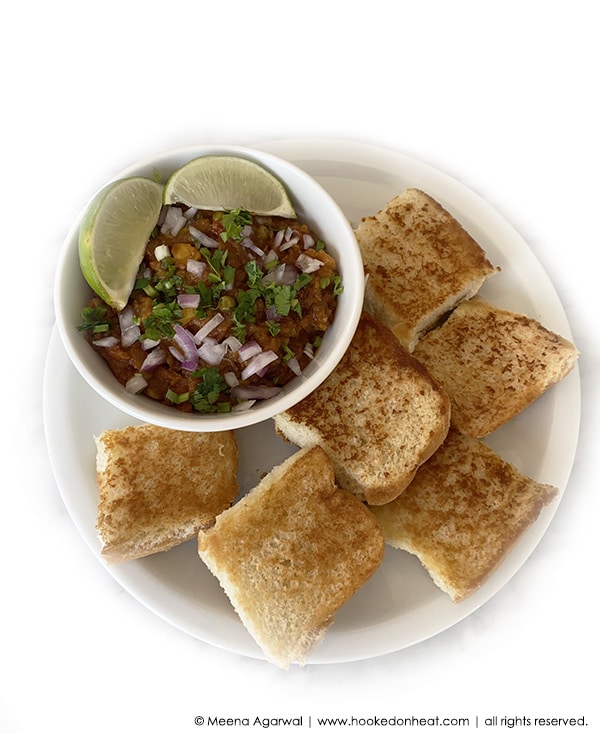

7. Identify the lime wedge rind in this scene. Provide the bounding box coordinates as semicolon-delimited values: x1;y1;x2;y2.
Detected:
78;176;163;310
163;155;296;218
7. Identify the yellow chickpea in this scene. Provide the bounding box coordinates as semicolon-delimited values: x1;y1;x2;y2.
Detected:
171;241;199;267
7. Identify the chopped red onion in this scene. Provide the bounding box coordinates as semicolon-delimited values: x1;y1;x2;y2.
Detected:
303;233;315;249
296;253;323;273
183;206;198;219
303;342;315;359
118;306;135;330
232;385;282;401
171;324;199;369
181;359;199;371
242;237;265;257
197;341;227;366
186;259;207;278
189;226;219;248
161;206;187;236
125;373;148;394
241;350;278;381
93;336;119;348
262;262;298;286
224;371;239;387
140;347;166;371
237;340;262;361
119;307;140;347
286;356;302;376
264;249;278;266
154;244;171;261
177;293;200;310
193;312;225;344
141;337;160;350
273;229;285;248
279;236;299;252
232;399;257;411
265;305;279;321
223;335;243;352
241;224;253;237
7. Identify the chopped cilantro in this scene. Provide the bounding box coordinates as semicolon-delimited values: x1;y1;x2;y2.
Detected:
191;367;228;413
245;260;263;287
220;209;252;242
263;271;312;318
232;288;260;340
222;265;235;288
267;321;281;336
294;273;313;291
281;343;295;362
199;247;228;277
197;248;235;302
143;300;183;340
271;284;293;316
78;306;109;332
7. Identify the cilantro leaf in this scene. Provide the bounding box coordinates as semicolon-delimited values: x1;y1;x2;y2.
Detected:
191;367;228;413
78;306;109;333
245;260;263;287
143;300;183;340
220;209;252;242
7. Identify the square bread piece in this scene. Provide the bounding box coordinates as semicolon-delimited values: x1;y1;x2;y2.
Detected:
197;446;384;669
274;311;451;505
412;296;579;438
354;188;499;352
96;424;238;563
370;429;557;602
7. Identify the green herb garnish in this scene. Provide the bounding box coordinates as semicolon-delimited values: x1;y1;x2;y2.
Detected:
143;300;183;341
78;306;109;333
191;367;228;413
267;321;281;336
166;389;190;404
220;208;252;242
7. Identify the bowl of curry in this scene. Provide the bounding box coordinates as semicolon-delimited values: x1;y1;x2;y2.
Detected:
54;144;364;431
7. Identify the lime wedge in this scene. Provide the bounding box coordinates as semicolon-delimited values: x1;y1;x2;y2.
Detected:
163;155;296;217
78;177;163;310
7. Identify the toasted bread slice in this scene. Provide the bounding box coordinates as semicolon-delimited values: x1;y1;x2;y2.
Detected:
274;312;450;505
96;424;238;563
370;429;557;602
197;446;384;668
412;296;579;437
355;188;498;351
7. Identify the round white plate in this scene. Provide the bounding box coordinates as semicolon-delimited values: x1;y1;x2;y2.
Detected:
44;139;580;664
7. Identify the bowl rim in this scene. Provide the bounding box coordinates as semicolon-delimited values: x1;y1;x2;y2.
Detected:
53;143;364;432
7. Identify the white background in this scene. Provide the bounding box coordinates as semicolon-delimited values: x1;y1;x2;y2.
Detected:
2;2;598;731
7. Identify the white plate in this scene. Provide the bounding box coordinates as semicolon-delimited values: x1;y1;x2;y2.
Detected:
43;139;581;664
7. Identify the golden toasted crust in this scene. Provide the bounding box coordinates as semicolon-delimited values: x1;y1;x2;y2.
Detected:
355;188;498;351
197;446;384;668
96;424;238;563
274;312;450;505
370;429;557;602
412;297;579;437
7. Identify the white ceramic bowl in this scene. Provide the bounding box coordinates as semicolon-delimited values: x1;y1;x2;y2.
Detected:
54;144;364;431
